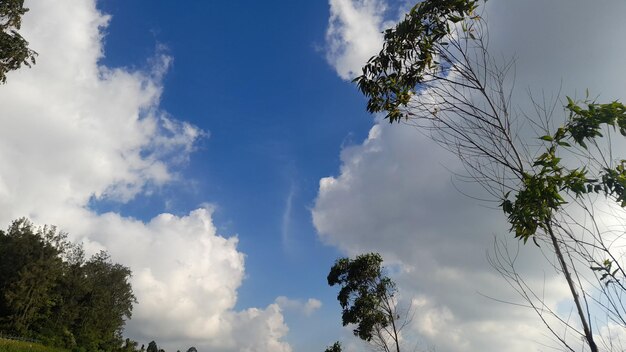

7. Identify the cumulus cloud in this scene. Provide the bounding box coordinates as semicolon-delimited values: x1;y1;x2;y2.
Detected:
275;296;322;316
325;0;389;80
319;0;626;350
313;121;566;351
0;1;290;351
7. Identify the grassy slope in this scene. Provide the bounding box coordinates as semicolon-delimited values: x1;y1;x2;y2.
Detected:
0;338;67;352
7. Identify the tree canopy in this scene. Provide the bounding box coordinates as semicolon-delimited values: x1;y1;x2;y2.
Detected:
328;253;406;352
0;218;136;351
0;0;37;83
355;0;478;122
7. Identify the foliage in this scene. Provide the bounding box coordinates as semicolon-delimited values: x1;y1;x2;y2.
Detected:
146;341;158;352
502;98;626;242
323;341;342;352
120;338;139;352
328;253;406;352
0;338;68;352
0;218;136;352
355;0;478;122
328;253;394;341
0;0;37;83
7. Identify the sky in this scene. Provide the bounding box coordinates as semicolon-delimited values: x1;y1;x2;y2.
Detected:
3;1;626;351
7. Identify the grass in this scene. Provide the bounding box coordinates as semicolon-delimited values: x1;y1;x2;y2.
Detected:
0;338;67;352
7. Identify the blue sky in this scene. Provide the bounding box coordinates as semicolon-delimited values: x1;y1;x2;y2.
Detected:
4;1;626;351
95;0;369;305
87;0;377;349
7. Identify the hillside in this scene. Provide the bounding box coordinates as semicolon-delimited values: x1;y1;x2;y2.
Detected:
0;338;67;352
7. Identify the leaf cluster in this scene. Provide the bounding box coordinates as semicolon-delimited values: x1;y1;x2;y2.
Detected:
590;259;620;287
502;98;626;241
0;0;36;83
355;0;479;122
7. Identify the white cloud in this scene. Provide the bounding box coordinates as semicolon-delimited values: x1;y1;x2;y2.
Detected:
228;304;291;352
325;0;389;80
281;184;296;252
485;0;626;101
0;1;290;351
313;121;566;351
276;296;322;316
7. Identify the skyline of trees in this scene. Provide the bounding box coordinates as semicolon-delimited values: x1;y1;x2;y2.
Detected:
0;218;135;351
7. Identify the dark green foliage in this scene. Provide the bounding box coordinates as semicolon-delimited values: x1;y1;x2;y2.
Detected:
120;338;139;352
185;347;197;352
146;341;158;352
0;219;66;335
327;253;395;342
0;0;37;83
323;341;342;352
355;0;479;122
71;252;136;351
0;218;136;352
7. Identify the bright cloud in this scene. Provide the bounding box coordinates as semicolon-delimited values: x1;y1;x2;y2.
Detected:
275;296;322;316
0;1;291;351
325;0;389;80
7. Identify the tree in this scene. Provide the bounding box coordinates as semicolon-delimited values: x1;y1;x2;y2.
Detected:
324;341;342;352
0;0;36;83
73;251;136;351
328;253;410;352
146;340;159;352
0;218;66;335
0;218;136;351
355;0;626;351
121;338;140;352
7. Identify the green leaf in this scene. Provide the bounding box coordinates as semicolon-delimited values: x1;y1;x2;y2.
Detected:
539;135;553;142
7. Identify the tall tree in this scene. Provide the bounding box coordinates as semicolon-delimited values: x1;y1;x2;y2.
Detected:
0;218;136;351
0;0;36;83
146;340;159;352
0;219;65;335
356;0;626;351
71;251;136;351
328;253;409;352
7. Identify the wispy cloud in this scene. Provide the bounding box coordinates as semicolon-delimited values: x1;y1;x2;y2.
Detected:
281;182;297;253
